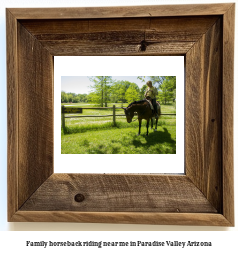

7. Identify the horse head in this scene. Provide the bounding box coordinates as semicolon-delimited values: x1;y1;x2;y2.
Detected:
122;107;134;123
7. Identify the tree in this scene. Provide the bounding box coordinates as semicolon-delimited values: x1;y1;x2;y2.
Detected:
149;76;166;89
72;95;80;103
117;85;126;106
61;91;68;103
87;92;101;104
128;82;140;92
137;76;146;82
79;94;88;102
110;80;139;106
137;76;166;89
110;81;127;105
89;76;113;107
68;93;73;103
166;76;176;90
61;91;88;103
125;85;140;103
158;77;176;104
140;84;147;100
103;76;113;107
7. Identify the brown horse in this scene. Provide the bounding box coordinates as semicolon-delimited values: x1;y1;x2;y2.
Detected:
122;99;161;135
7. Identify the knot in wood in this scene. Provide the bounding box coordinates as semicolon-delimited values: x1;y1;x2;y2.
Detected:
74;193;85;202
140;40;147;51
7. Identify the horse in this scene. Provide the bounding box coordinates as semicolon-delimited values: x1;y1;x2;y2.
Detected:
122;99;161;136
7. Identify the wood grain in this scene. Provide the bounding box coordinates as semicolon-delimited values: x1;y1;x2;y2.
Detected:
20;174;217;213
17;23;54;208
39;41;192;56
19;17;218;56
222;4;235;226
20;16;218;34
11;211;232;226
186;18;223;212
6;9;18;221
8;4;233;19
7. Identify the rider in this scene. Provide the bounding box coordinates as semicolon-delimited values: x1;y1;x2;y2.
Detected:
144;81;158;117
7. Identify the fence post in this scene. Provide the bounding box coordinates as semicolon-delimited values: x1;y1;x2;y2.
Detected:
61;105;65;130
113;105;116;126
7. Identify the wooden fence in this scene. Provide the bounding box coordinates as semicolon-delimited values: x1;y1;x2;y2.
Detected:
61;105;176;129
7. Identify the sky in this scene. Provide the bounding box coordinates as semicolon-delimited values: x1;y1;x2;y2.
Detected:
61;76;147;94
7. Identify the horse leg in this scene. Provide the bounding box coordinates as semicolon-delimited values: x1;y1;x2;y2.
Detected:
146;119;149;136
151;117;153;130
137;119;142;136
155;117;158;131
154;103;160;131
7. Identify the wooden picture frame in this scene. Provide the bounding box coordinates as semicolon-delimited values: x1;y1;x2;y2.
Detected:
7;3;234;226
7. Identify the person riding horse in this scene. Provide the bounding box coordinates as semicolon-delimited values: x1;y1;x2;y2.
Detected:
144;81;158;117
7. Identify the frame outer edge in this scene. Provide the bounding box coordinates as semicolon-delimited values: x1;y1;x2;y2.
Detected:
11;211;232;226
6;9;19;221
7;3;234;19
222;4;235;226
6;4;235;226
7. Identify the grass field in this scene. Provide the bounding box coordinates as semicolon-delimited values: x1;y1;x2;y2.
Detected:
61;102;176;154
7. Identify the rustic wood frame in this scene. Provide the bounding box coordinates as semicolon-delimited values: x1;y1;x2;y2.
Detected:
7;4;234;226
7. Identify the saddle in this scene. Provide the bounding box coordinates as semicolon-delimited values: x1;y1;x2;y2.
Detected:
145;97;160;117
145;97;154;110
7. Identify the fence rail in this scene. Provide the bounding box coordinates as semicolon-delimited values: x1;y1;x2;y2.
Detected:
64;113;175;118
61;105;176;129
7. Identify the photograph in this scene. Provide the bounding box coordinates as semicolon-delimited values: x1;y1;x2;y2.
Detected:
61;76;176;154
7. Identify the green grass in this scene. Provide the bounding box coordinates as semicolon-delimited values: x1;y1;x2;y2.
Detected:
62;119;173;135
61;102;176;154
61;126;176;154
